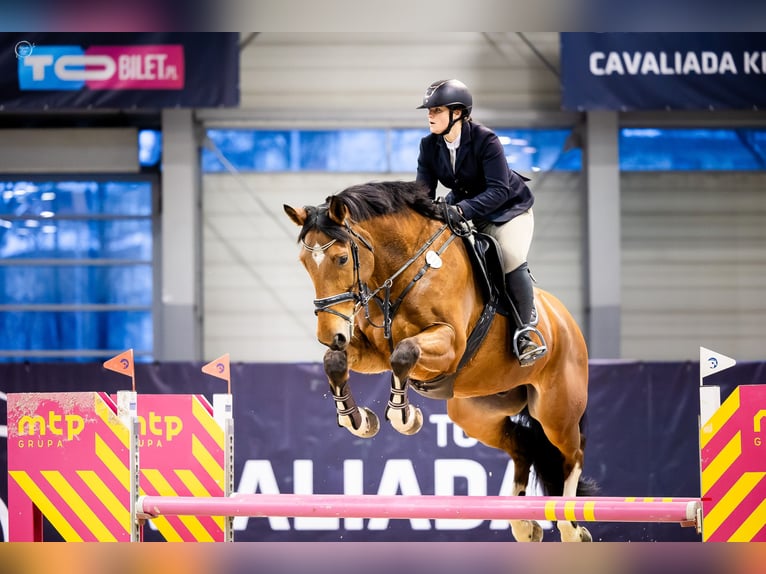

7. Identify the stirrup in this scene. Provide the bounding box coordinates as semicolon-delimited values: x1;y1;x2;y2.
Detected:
513;326;548;367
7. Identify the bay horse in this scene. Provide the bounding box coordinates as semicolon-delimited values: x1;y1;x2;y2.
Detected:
283;180;595;542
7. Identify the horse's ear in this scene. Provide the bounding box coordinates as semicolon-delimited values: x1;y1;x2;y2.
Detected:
327;196;349;225
283;204;307;227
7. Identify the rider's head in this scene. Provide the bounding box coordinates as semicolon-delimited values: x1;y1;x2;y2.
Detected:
417;79;472;137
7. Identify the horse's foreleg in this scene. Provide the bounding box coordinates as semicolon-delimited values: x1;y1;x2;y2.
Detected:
323;348;379;438
386;324;457;436
386;339;423;435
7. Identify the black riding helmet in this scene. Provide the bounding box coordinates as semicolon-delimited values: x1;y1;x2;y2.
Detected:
417;79;473;115
417;79;473;136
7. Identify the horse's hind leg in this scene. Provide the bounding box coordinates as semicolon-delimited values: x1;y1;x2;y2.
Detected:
529;389;592;542
447;393;544;542
505;444;544;543
554;430;592;542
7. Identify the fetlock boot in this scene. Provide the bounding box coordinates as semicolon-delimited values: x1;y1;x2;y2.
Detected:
505;263;548;366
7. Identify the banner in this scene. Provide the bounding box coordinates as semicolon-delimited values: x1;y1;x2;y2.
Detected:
4;360;754;542
0;33;239;109
561;33;766;111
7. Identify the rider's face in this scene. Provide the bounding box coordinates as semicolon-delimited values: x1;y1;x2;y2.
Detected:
427;106;452;134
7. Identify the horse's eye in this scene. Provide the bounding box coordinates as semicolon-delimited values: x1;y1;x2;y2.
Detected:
338;254;349;266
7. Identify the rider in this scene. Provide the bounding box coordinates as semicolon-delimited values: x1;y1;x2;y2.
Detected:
415;78;546;366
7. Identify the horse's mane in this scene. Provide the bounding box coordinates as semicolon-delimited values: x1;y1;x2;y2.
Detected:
334;180;440;221
298;180;443;243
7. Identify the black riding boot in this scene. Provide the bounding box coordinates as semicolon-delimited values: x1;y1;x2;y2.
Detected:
505;263;547;366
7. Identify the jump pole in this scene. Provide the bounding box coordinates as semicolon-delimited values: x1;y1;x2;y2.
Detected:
137;494;701;528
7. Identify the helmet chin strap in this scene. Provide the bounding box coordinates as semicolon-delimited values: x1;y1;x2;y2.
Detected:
439;108;461;137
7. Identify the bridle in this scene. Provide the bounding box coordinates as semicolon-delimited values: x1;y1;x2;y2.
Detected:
303;217;458;344
302;222;372;326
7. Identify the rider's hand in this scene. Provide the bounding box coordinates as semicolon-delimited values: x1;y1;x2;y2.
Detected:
446;203;466;227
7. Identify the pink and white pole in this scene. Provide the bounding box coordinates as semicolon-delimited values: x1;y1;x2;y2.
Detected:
137;494;701;528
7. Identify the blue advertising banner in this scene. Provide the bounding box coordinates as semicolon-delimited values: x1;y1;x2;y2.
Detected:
561;33;766;111
0;33;239;109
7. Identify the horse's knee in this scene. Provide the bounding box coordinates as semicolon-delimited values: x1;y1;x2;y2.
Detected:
390;339;420;378
323;349;348;382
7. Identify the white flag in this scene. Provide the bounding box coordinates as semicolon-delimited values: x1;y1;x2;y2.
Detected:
699;346;736;382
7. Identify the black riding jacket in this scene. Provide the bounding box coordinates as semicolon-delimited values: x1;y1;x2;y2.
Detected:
416;119;533;224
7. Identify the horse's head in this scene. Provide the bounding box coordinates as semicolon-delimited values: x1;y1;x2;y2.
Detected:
284;196;374;351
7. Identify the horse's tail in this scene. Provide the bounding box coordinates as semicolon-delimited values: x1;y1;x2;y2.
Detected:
510;408;600;497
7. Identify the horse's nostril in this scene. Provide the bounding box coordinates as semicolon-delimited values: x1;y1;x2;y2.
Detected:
332;333;347;350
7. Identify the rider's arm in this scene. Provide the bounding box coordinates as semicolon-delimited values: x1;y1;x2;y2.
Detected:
416;138;439;199
454;131;512;220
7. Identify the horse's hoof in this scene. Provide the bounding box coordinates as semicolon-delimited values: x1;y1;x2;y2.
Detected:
557;522;593;542
340;407;379;438
360;407;380;438
510;519;544;542
387;405;423;435
528;521;544;542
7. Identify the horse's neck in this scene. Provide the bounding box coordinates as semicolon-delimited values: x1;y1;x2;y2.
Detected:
365;214;439;278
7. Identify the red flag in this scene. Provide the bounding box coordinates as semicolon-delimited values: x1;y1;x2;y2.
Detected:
103;349;134;378
202;353;230;383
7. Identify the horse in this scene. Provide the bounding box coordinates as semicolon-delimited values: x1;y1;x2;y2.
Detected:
283;180;595;542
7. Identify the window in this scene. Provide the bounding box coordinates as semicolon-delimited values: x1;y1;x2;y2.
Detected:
495;129;581;172
202;128;583;173
0;179;156;362
620;128;766;170
203;127;766;173
139;129;162;168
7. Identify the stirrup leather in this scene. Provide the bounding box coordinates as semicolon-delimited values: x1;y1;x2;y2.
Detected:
512;325;548;366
